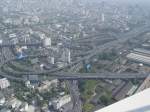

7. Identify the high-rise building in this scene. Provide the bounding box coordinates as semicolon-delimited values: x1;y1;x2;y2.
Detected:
43;38;51;48
51;57;55;64
102;13;105;22
61;48;71;63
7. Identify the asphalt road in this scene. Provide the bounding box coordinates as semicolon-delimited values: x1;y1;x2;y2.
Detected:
0;24;149;112
0;24;150;79
8;24;150;75
67;80;82;112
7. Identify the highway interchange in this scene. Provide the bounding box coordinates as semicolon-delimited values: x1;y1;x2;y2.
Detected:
0;23;150;81
0;22;150;112
0;1;150;112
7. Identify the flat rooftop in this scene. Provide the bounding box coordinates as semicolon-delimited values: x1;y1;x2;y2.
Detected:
127;53;150;65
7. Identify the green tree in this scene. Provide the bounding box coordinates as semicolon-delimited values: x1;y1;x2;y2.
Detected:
100;94;111;105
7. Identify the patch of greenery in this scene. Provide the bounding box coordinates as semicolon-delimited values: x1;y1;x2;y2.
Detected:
79;80;98;102
39;88;59;102
99;93;112;106
11;81;31;102
83;103;95;112
98;50;117;61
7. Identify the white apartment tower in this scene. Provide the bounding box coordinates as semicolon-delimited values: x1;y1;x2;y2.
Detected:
102;13;105;22
62;48;71;63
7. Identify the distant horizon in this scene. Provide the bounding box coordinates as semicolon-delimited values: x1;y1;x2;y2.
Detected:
91;0;150;10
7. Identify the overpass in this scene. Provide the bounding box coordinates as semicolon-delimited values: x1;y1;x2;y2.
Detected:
0;55;149;81
0;43;42;47
46;72;149;80
1;72;148;81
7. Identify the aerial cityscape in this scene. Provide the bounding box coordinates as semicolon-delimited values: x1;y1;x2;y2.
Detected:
0;0;150;112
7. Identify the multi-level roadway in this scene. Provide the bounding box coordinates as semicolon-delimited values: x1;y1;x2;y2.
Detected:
0;24;150;79
33;24;150;74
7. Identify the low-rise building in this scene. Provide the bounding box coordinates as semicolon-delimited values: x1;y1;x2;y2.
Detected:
43;38;51;48
26;75;39;88
51;95;71;110
27;105;36;112
126;85;138;96
19;102;29;112
9;33;16;38
0;92;5;106
0;78;10;89
127;48;150;65
25;81;34;89
136;75;150;93
113;81;134;101
127;53;150;65
30;58;39;65
6;98;22;109
37;79;58;92
0;108;11;112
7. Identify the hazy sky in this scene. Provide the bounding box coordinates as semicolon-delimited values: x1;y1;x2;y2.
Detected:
98;0;150;9
108;0;150;5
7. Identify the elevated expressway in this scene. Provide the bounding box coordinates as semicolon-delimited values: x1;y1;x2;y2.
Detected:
0;72;148;81
51;72;149;80
3;24;150;75
0;43;42;48
0;24;150;81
